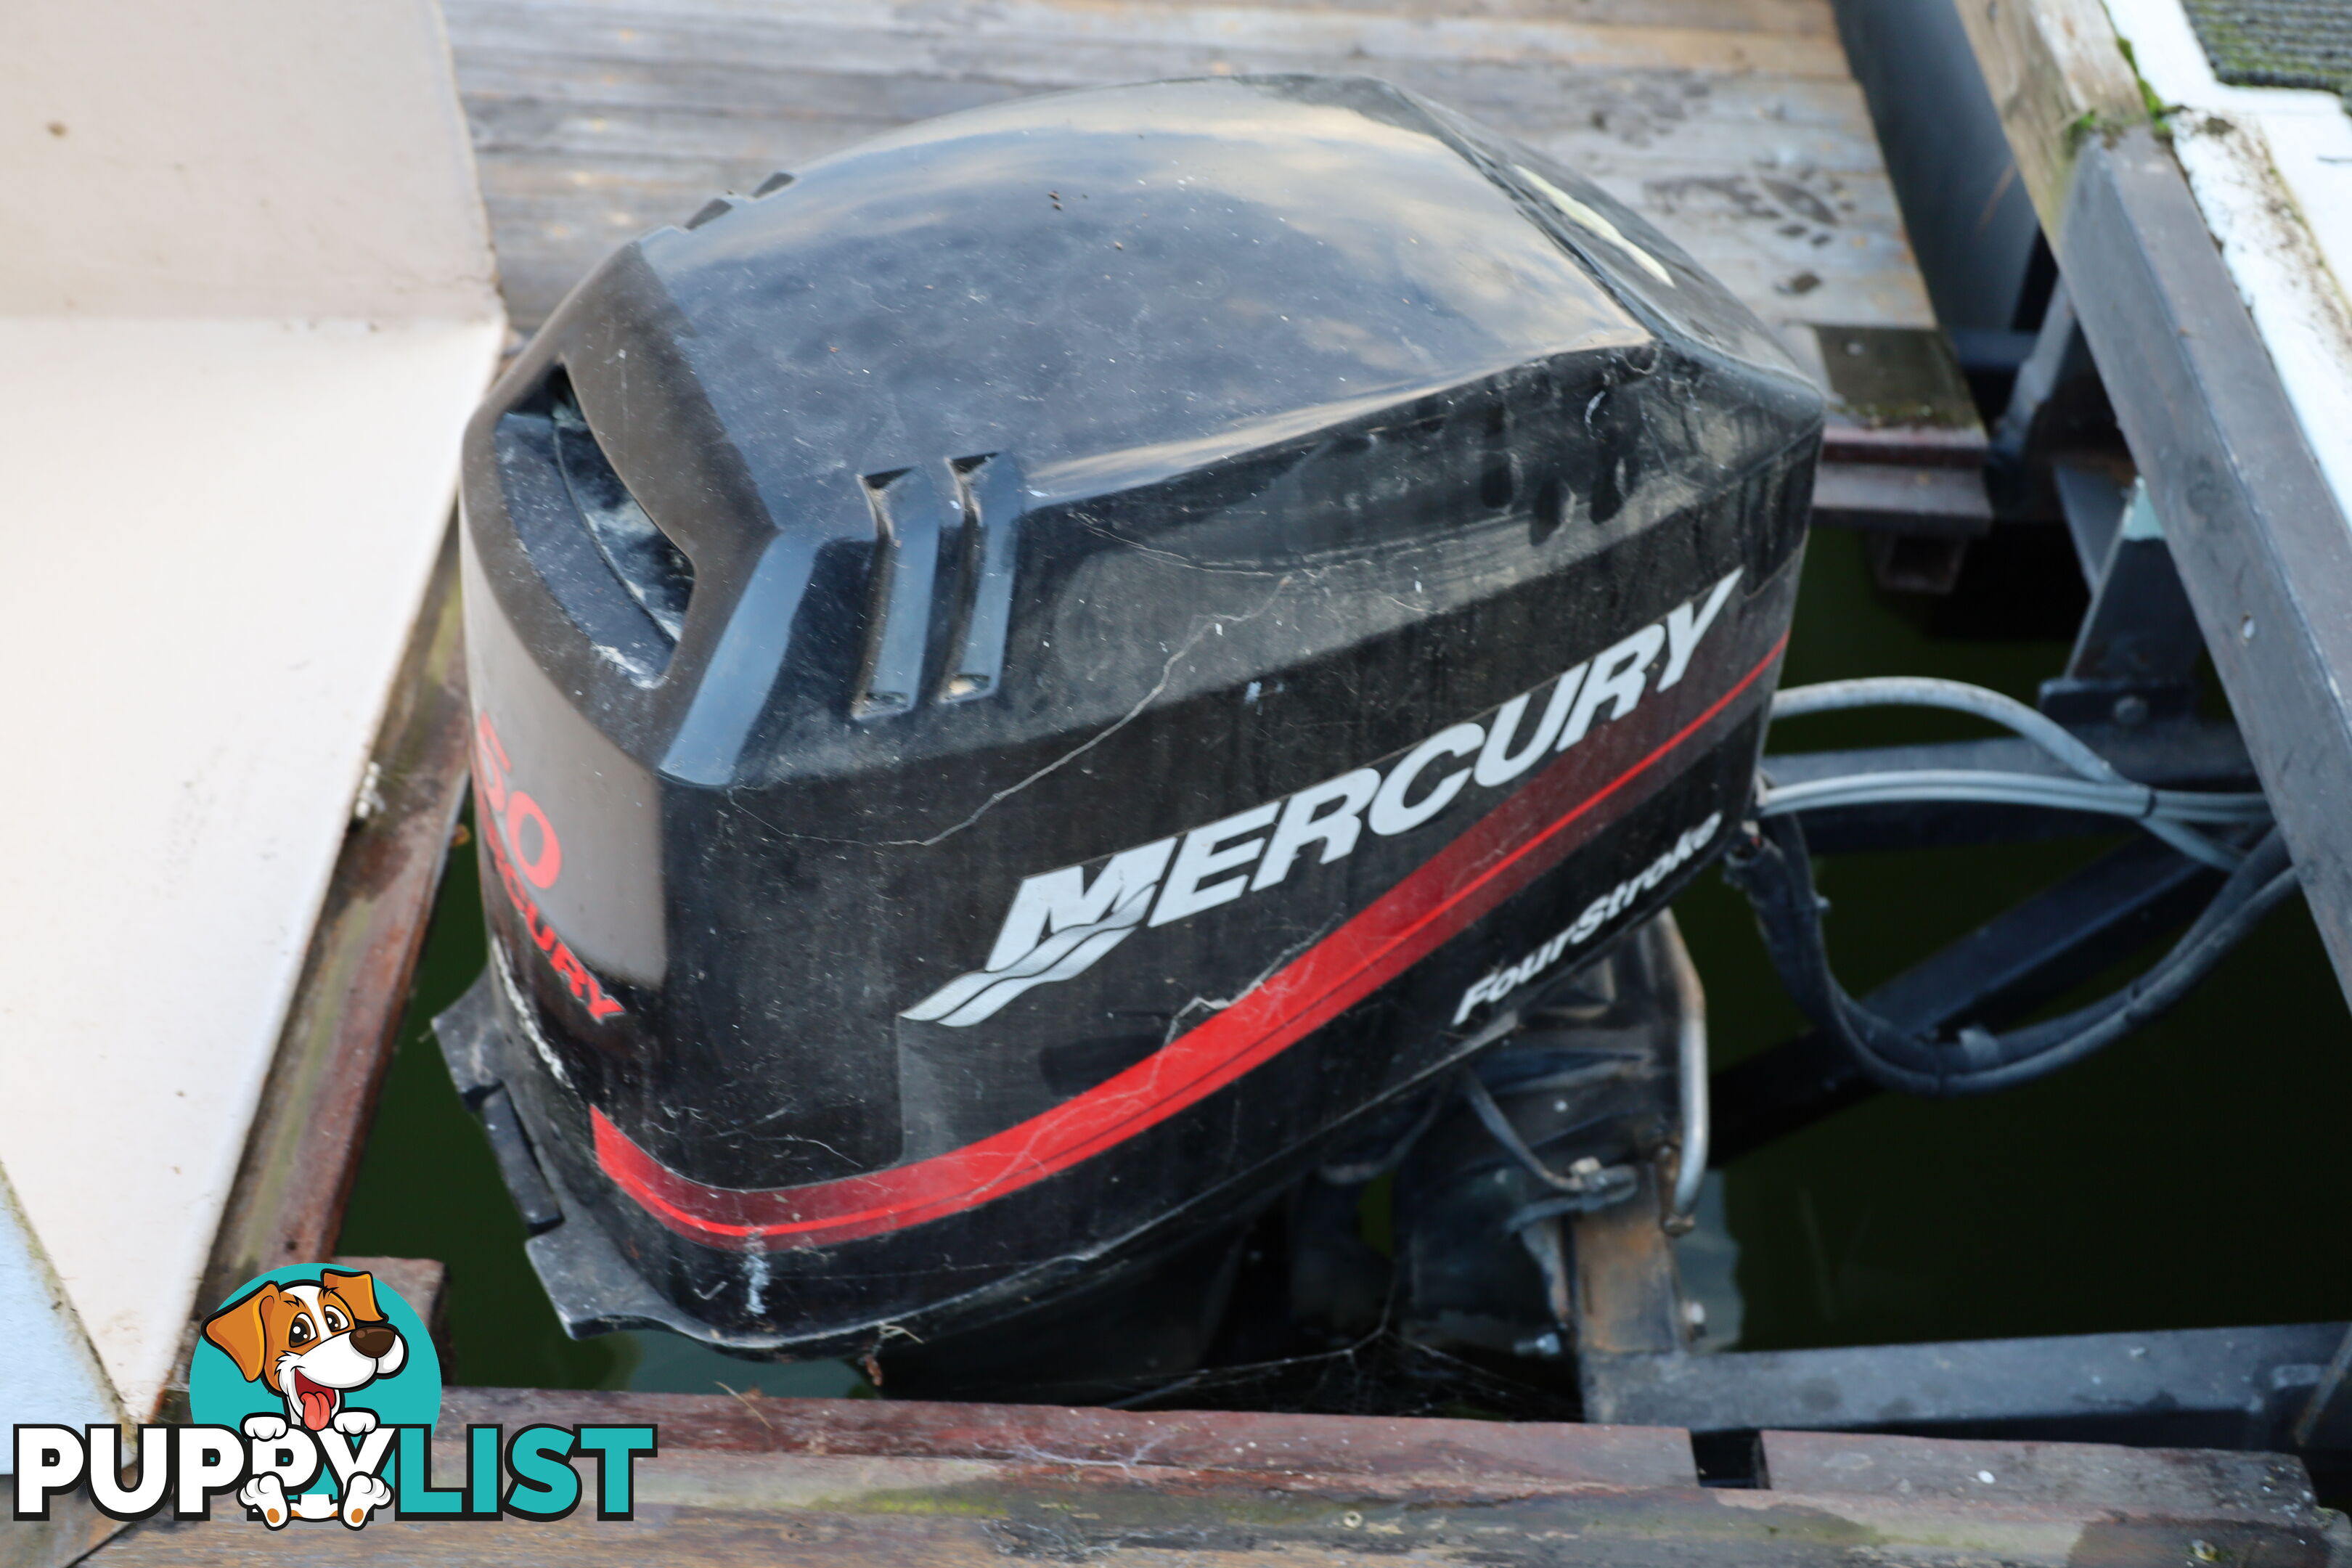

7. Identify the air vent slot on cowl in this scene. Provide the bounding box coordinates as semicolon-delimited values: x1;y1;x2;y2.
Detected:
549;378;696;644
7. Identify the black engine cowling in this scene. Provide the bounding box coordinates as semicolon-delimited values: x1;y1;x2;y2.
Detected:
442;73;1821;1354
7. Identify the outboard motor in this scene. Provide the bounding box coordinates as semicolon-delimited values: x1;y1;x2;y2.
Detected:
437;74;1821;1360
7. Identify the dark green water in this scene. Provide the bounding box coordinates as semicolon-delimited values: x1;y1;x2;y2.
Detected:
338;527;2352;1388
1678;534;2352;1352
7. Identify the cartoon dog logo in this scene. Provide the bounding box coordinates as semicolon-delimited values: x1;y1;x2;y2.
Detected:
201;1268;407;1526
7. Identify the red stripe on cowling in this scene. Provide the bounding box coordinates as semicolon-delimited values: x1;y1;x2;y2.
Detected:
594;635;1786;1251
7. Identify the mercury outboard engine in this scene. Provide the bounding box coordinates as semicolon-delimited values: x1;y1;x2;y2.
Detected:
436;74;1821;1363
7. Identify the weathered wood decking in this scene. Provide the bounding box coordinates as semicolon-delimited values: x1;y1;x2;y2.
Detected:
70;1392;2346;1564
441;0;1940;365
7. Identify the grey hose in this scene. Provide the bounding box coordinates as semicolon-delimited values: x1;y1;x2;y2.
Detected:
1773;677;2121;777
1768;677;2250;869
1659;910;1709;1225
1756;770;2269;827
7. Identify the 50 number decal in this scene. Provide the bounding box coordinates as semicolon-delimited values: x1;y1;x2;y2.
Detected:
473;714;624;1022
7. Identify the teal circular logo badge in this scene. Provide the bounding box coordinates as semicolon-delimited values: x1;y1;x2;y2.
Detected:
189;1265;442;1434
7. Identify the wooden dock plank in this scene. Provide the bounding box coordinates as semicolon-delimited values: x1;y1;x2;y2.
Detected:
1761;1428;2320;1519
486;0;1857;76
444;0;1937;346
69;1395;2343;1566
1945;0;2145;232
454;60;1893;186
427;1388;1700;1486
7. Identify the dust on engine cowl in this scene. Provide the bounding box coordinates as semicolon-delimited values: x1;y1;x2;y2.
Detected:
444;73;1823;1354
